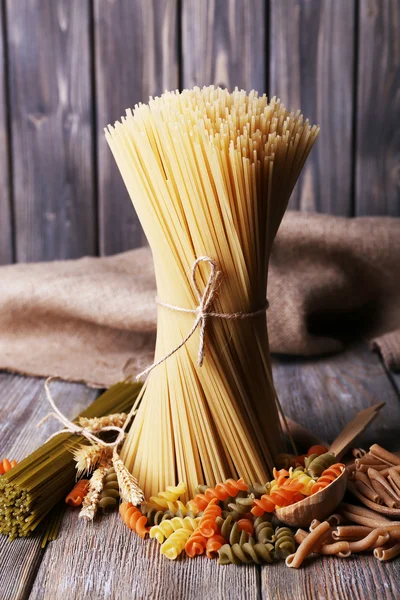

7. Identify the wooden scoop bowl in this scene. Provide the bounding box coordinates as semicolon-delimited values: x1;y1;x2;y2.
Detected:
274;467;348;528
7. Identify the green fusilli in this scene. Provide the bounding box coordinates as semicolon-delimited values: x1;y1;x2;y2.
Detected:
98;467;119;512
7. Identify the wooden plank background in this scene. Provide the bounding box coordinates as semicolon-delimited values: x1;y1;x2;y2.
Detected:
0;0;399;263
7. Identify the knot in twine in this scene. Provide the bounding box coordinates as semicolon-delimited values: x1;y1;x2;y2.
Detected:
136;256;269;381
39;378;127;449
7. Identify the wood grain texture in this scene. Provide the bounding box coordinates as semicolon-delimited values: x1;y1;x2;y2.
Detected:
182;0;266;91
270;0;355;215
0;373;99;600
95;0;178;255
272;343;400;452
261;555;400;600
30;510;261;600
6;0;96;262
0;1;13;264
355;0;400;216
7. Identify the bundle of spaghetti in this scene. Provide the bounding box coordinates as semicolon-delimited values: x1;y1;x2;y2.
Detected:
106;86;319;498
0;381;142;540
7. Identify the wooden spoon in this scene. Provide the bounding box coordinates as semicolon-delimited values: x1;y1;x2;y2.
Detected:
274;467;347;528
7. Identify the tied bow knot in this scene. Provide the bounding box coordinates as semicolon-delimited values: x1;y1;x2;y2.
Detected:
136;256;268;381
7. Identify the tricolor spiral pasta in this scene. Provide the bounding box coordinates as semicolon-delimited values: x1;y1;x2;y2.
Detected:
218;539;274;565
254;516;274;544
197;498;222;538
185;530;208;557
149;482;187;510
119;502;149;538
287;469;316;495
160;528;192;560
189;479;248;511
150;516;200;544
226;496;254;519
313;464;345;493
98;467;119;511
274;526;296;559
305;453;337;478
65;479;90;507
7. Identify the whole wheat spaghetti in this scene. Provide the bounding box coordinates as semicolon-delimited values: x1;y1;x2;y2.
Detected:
106;86;319;498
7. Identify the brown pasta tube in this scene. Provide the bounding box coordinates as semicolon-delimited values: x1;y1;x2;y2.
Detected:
355;470;376;490
374;543;400;561
355;464;388;474
318;542;350;556
389;467;400;490
355;480;382;504
340;503;392;522
356;455;389;467
332;525;373;540
385;526;400;541
368;468;400;501
369;479;399;508
370;444;400;466
286;521;331;568
347;528;388;552
327;514;344;526
294;529;308;545
388;476;400;498
352;448;367;459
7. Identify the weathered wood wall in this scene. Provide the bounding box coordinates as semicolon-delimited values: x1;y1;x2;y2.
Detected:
0;0;399;264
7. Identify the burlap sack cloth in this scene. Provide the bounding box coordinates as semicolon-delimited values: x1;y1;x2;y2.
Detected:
1;212;399;388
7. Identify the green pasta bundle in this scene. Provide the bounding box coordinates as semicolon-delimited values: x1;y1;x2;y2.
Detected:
0;381;142;540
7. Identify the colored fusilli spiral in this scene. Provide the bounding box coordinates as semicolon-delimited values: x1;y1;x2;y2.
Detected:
160;528;192;560
286;469;316;495
197;498;222;538
119;502;149;538
185;530;208;557
206;534;226;559
251;488;302;516
189;479;248;511
313;464;344;493
65;479;90;507
150;516;200;544
0;458;17;475
254;516;274;544
140;503;169;526
305;452;337;478
98;467;119;512
226;496;254;519
274;526;296;559
149;482;187;510
218;539;274;565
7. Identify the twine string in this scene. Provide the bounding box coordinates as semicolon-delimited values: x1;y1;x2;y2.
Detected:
39;378;127;447
136;256;269;381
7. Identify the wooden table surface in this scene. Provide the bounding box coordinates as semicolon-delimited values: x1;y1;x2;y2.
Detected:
1;342;399;600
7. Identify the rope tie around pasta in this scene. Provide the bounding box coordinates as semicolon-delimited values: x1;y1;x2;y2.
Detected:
136;256;269;380
40;378;127;449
